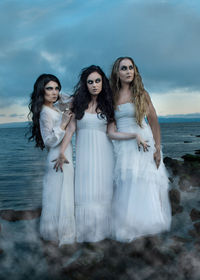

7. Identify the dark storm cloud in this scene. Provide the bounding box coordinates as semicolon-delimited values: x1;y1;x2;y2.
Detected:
33;0;200;93
0;0;200;109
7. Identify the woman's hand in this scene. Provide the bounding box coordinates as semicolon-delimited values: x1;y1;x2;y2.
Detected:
52;153;69;172
136;134;150;152
60;110;72;130
154;148;161;169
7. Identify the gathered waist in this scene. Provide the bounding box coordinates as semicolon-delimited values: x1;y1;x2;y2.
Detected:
77;125;106;133
117;117;138;127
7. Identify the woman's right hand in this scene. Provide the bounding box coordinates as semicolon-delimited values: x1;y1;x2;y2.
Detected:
136;134;150;152
60;110;72;130
52;153;69;172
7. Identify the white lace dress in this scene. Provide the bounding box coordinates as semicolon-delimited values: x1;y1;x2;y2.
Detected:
39;105;75;245
112;103;171;242
75;113;114;242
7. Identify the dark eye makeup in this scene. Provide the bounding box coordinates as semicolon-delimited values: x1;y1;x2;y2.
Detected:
120;65;134;71
45;86;60;91
87;78;102;84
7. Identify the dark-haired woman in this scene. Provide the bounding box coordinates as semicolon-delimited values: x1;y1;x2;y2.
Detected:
108;57;171;242
28;74;75;246
54;65;148;243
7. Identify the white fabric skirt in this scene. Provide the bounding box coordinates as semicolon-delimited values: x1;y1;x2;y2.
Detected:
40;143;76;246
112;119;171;242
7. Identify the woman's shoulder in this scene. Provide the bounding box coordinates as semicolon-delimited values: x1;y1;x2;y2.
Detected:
40;105;59;120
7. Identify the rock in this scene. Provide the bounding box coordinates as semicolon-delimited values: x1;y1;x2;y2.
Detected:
188;229;200;238
168;177;174;183
194;222;200;236
0;208;41;222
184;141;192;143
142;247;171;266
164;155;200;188
169;243;183;254
171;235;192;243
196;135;200;137
169;189;183;215
194;240;200;249
171;204;183;216
195;150;200;155
190;208;200;222
181;154;200;163
0;248;3;255
163;157;178;169
169;189;180;204
163;157;184;176
179;176;192;192
177;251;200;280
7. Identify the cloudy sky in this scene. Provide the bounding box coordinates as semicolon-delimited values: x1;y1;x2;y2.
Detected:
0;0;200;123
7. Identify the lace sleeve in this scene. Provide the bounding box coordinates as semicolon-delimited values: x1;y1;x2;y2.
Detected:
39;110;65;148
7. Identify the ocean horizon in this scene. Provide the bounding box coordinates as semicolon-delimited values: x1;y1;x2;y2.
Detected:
0;116;200;129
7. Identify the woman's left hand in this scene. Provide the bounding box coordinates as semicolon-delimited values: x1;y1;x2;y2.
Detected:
154;149;161;169
52;153;69;172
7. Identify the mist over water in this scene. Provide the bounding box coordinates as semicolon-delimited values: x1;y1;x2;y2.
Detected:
0;122;199;211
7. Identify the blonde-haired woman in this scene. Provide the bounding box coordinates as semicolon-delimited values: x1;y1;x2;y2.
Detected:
108;57;171;242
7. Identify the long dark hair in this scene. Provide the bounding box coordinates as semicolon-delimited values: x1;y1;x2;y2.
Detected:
73;65;114;123
28;74;61;150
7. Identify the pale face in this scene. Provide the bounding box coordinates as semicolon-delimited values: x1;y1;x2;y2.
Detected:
87;72;102;96
118;59;134;84
44;81;60;105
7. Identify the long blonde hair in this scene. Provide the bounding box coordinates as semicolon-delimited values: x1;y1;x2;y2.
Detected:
110;57;148;127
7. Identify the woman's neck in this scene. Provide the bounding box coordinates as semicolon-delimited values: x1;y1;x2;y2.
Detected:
118;83;132;103
85;95;98;113
44;101;54;108
120;82;130;92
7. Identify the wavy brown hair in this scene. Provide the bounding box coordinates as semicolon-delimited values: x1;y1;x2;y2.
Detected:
110;57;149;127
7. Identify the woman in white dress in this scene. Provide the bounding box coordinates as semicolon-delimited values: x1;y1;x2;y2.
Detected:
28;74;75;246
108;57;172;242
54;65;149;243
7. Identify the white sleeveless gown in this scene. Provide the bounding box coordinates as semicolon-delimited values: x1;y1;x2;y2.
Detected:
39;105;75;245
75;113;114;242
112;103;171;242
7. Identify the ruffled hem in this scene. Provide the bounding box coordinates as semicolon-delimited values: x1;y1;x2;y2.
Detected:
75;203;111;243
112;149;172;242
40;214;76;245
40;215;59;242
111;223;171;243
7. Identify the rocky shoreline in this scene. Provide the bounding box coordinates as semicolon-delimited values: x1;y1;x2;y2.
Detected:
0;153;200;280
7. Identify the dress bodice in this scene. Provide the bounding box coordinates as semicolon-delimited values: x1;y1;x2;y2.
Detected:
115;103;146;132
76;113;107;133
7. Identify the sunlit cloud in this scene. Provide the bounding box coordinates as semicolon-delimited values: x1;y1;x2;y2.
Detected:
151;88;200;116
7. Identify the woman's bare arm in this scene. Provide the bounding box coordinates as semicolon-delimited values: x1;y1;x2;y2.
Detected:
107;122;149;151
145;91;161;168
53;114;76;172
